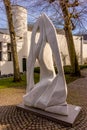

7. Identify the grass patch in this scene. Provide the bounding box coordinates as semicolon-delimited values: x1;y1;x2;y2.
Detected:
34;73;40;84
0;72;78;89
34;67;78;84
0;74;26;89
80;64;87;69
2;64;86;89
0;73;40;89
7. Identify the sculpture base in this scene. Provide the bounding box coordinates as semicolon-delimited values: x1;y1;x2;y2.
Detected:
16;103;81;127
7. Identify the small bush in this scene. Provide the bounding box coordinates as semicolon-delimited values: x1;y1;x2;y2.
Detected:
34;66;72;74
34;67;40;73
64;65;72;74
80;64;87;69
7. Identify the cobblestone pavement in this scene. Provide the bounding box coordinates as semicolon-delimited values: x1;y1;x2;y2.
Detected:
0;70;87;130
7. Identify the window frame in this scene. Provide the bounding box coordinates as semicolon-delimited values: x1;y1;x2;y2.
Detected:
7;43;12;61
0;42;2;61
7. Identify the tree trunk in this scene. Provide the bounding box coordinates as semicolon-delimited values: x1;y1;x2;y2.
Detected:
59;0;81;76
3;0;21;81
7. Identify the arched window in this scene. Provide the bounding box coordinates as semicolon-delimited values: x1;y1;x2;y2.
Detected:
0;42;2;61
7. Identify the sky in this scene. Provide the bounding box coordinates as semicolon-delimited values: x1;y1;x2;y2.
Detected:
0;0;87;34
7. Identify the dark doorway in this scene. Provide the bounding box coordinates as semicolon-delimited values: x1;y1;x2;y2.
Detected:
22;58;26;72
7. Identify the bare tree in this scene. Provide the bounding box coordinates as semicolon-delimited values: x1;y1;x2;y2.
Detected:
46;0;80;76
3;0;21;81
58;0;81;76
25;0;80;75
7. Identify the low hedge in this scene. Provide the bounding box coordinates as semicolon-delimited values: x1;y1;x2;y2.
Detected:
34;66;71;74
34;64;87;74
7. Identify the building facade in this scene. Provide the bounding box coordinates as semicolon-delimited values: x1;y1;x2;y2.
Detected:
0;5;87;75
0;5;28;75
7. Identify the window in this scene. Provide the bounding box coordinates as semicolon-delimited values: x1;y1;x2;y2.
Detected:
0;52;2;61
7;43;12;61
7;43;11;51
83;35;87;40
0;42;2;50
8;52;12;61
0;42;2;61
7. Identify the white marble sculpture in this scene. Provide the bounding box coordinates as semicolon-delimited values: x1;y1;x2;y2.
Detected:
23;14;68;116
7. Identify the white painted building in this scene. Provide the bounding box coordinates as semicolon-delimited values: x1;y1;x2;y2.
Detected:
0;5;87;75
0;5;28;75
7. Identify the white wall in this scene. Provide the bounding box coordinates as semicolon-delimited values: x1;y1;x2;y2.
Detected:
0;34;26;75
0;35;21;75
0;29;86;75
12;5;28;73
12;5;27;38
0;5;28;75
0;40;13;75
56;34;70;65
0;62;13;75
83;42;87;64
0;5;87;75
73;36;81;64
27;31;82;66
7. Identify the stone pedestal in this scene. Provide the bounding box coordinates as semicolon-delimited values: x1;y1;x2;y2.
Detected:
17;103;81;127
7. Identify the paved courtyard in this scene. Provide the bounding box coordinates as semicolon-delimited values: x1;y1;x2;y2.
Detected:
0;70;87;130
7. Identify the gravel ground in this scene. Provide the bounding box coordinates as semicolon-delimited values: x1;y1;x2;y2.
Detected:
0;70;87;130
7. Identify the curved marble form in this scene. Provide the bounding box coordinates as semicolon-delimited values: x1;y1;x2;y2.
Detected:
23;14;68;115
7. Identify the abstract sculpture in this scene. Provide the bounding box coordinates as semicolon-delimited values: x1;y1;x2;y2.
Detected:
23;14;68;115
